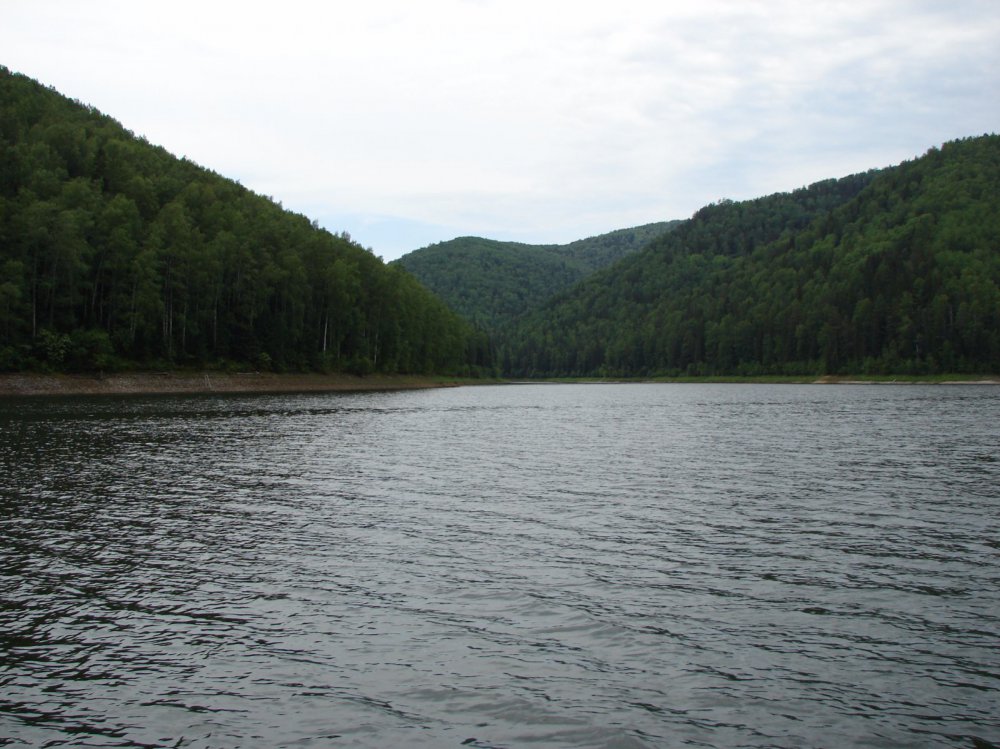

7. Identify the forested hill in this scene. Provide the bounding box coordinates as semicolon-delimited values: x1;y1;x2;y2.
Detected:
393;222;677;329
503;135;1000;377
0;67;491;375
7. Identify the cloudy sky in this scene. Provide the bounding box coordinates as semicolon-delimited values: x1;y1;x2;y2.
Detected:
3;1;998;260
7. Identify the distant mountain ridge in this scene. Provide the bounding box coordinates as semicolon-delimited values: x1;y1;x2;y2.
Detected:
394;222;679;328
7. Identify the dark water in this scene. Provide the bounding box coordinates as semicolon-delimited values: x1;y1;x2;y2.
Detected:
1;383;998;748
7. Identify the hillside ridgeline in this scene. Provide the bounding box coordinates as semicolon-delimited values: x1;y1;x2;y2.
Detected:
501;135;1000;377
394;222;678;329
0;67;492;376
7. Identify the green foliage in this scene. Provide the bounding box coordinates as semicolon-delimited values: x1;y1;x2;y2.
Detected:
34;329;70;369
6;67;992;381
503;135;1000;377
66;328;115;371
0;66;486;375
394;223;678;329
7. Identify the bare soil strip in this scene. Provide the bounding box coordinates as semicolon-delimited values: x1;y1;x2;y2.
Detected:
0;372;458;398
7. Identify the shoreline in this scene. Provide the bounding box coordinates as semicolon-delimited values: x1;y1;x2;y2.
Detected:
0;372;466;398
1;372;997;398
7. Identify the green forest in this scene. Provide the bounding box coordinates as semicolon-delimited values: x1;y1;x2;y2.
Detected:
0;67;491;375
2;66;998;380
394;222;677;329
500;135;1000;376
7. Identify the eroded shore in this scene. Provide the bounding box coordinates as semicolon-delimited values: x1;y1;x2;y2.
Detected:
2;372;997;398
0;372;462;398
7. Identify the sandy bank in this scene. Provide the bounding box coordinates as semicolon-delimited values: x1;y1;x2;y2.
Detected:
0;372;460;398
811;375;1000;385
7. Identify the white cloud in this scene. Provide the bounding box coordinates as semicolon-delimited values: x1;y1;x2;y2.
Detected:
2;0;998;258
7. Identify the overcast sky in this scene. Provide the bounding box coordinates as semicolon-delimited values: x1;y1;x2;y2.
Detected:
3;1;998;260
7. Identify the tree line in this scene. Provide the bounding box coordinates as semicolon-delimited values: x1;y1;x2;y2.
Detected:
3;67;996;380
500;135;1000;377
0;67;491;375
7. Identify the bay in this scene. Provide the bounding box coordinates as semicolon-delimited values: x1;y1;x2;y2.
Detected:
1;384;998;748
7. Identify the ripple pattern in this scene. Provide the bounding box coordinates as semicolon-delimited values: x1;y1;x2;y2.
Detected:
1;384;999;748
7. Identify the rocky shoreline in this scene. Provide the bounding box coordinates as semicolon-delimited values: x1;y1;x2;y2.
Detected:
0;372;459;398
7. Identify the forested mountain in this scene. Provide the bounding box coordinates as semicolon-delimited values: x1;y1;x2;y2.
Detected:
503;135;1000;376
394;222;677;329
4;68;995;380
0;67;491;374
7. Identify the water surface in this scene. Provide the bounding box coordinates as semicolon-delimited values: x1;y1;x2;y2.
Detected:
1;384;998;747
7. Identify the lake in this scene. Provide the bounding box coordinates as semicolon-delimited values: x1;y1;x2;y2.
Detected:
1;383;998;748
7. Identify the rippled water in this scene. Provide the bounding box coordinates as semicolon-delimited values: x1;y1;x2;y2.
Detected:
1;383;998;748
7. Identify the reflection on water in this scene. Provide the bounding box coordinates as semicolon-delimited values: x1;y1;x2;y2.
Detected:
1;384;999;748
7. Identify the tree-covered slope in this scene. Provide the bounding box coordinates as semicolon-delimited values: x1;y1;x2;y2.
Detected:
547;222;681;271
503;135;1000;377
0;67;491;374
394;222;677;329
